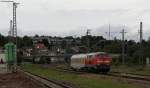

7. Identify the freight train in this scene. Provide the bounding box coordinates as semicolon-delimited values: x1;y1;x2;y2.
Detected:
70;52;112;73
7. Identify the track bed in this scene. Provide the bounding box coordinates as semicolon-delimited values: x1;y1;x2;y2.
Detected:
0;72;47;88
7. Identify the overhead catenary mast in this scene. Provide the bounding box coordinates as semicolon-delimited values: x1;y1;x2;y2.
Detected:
139;22;144;65
0;1;19;39
0;0;19;72
108;24;110;40
86;29;91;53
105;24;118;40
8;20;13;36
120;29;127;65
139;22;143;44
105;24;111;40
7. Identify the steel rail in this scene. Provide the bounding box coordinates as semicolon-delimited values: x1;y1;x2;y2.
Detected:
108;72;150;82
53;66;150;82
19;69;75;88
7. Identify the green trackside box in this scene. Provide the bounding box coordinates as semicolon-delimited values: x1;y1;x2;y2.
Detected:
4;43;16;65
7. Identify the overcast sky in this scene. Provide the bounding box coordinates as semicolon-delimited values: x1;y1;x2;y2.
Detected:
0;0;150;40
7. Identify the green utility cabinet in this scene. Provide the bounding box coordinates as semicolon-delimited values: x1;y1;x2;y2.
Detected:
4;43;16;65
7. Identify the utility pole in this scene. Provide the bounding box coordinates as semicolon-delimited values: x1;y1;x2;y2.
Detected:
13;2;19;72
139;22;143;65
105;24;111;40
86;29;91;53
12;2;19;38
139;22;143;44
8;20;13;42
10;20;13;36
105;24;118;40
120;29;127;65
8;20;13;36
73;35;77;47
108;24;111;40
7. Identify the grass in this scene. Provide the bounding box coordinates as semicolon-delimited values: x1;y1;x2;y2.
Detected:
111;65;150;75
21;64;146;88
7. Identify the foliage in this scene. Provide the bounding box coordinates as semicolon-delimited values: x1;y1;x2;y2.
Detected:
42;39;49;49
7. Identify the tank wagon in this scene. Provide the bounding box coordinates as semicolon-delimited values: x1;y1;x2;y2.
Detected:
70;52;112;73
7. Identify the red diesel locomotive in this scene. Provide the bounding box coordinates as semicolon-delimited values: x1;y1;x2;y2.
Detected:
70;52;112;73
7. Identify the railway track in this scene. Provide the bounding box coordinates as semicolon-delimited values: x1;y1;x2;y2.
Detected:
20;64;150;88
19;69;75;88
110;71;150;77
108;72;150;82
54;66;150;82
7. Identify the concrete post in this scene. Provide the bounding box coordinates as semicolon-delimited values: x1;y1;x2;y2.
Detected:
146;57;150;66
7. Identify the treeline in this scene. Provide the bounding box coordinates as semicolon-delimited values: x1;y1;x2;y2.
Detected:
103;40;150;65
0;34;150;65
0;34;32;48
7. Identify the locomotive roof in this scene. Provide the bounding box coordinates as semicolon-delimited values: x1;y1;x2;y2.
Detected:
71;54;87;58
86;52;106;55
71;52;107;58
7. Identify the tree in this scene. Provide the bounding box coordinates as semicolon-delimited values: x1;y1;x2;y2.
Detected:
0;34;8;46
42;39;49;49
34;34;39;38
22;36;33;47
104;42;122;53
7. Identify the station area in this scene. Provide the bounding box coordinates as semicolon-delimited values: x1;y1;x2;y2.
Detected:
0;0;150;88
0;36;149;88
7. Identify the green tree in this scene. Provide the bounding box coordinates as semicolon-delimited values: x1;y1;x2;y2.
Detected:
42;39;49;49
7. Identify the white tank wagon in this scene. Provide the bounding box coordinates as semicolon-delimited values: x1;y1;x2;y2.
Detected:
70;54;87;69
